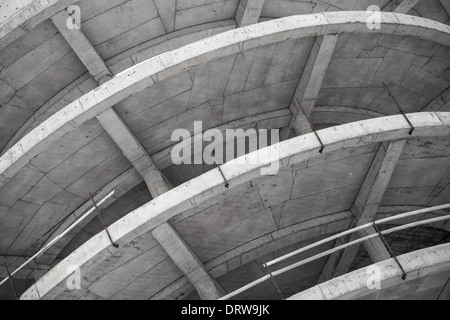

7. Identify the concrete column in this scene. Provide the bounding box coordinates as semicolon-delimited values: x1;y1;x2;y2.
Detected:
321;140;406;280
236;0;266;27
152;223;223;300
289;35;338;135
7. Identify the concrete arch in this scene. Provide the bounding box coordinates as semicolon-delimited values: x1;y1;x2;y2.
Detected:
1;11;450;189
19;112;450;299
289;243;450;300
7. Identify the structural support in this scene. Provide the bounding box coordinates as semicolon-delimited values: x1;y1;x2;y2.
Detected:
393;0;421;13
321;140;407;280
3;13;450;191
19;113;450;300
235;0;266;27
152;223;223;300
96;109;171;196
51;11;219;299
51;11;112;83
289;35;338;135
52;10;171;197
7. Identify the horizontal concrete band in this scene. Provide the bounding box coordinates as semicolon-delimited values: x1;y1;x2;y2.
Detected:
1;11;450;188
289;243;450;300
20;112;450;299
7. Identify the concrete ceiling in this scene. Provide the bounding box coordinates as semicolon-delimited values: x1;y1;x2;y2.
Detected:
0;0;449;300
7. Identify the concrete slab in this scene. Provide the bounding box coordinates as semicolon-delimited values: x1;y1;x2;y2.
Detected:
65;152;131;199
0;200;41;253
82;0;158;47
291;152;375;199
388;157;450;188
87;245;168;299
22;177;63;206
111;257;184;300
0;166;43;207
7;202;68;254
0;33;71;90
30;119;106;173
175;0;238;30
116;71;192;120
283;37;315;82
366;84;429;114
333;33;380;59
16;50;87;108
280;192;329;228
378;34;440;57
422;46;450;82
191;208;277;262
370;49;416;86
223;80;297;122
317;87;366;107
323;58;382;88
254;168;293;208
244;43;277;91
96;18;166;60
401;65;450;99
188;55;236;108
175;186;265;245
264;39;297;86
382;186;435;206
46;133;120;189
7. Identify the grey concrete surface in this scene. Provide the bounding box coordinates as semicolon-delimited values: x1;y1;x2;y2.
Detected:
0;1;449;300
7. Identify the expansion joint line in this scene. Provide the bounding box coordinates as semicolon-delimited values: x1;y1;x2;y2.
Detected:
382;82;415;135
3;263;19;300
90;194;119;249
372;222;407;281
296;98;325;153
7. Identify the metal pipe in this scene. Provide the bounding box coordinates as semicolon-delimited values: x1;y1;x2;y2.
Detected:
4;263;19;300
297;98;325;153
382;82;415;135
220;213;450;300
0;190;116;289
373;222;407;280
90;193;119;249
264;204;450;268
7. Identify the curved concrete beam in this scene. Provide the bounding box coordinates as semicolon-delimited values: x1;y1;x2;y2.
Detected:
0;0;78;51
1;11;450;188
20;112;450;299
289;243;450;300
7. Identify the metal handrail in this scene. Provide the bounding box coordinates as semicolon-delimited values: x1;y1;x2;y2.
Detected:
219;204;450;300
0;190;116;288
264;204;450;268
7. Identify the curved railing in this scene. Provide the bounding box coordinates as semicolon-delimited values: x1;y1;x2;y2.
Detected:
219;204;450;300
